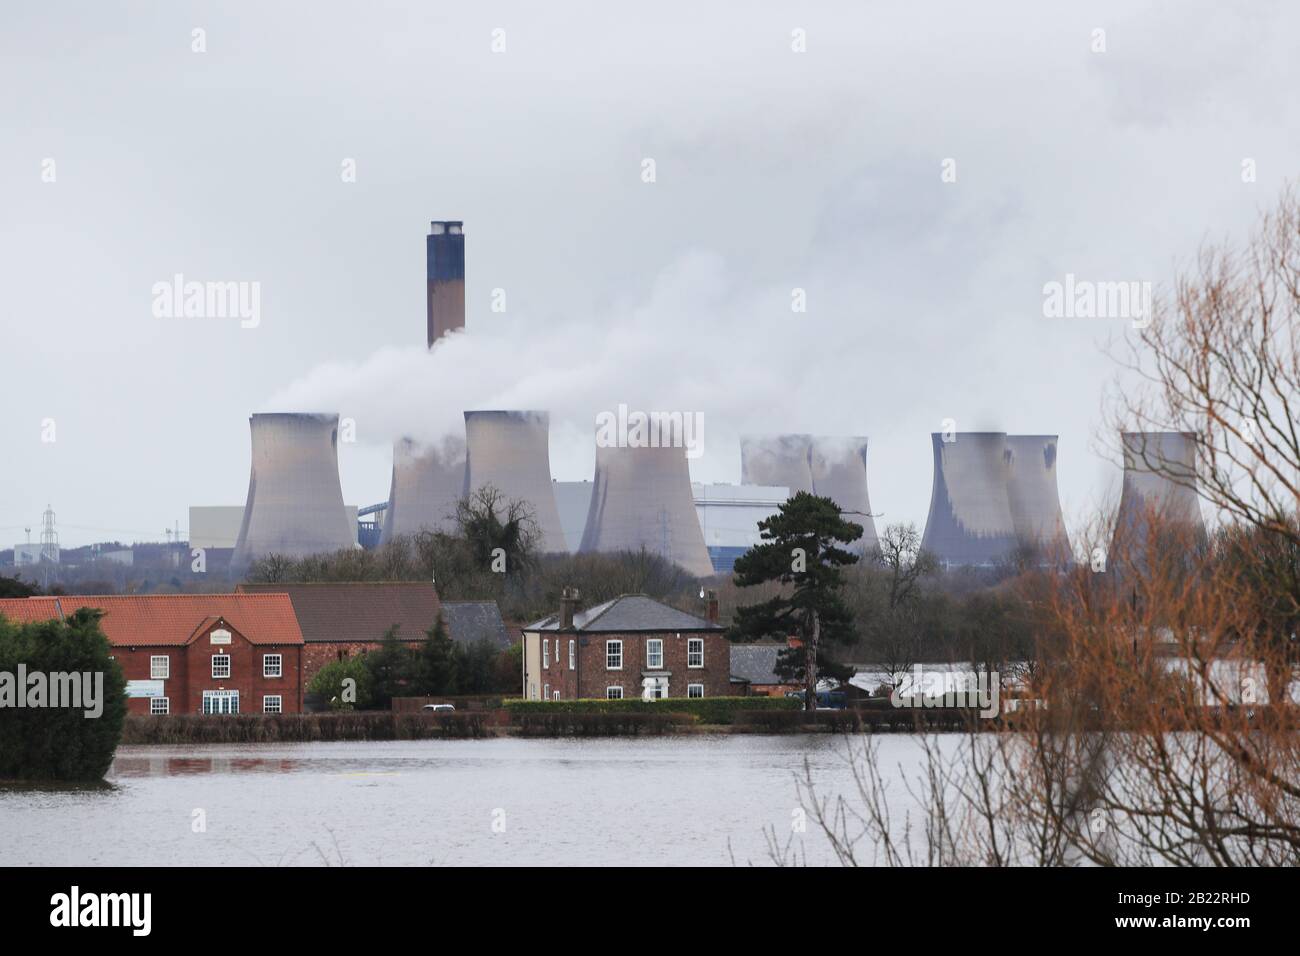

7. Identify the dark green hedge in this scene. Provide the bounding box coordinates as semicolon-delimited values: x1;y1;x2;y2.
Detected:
515;711;694;737
121;711;490;743
0;608;127;781
504;695;799;725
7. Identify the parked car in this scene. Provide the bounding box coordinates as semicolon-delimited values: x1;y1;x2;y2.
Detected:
422;703;455;712
784;689;847;710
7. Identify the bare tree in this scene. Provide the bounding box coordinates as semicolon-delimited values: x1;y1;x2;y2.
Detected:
849;523;937;686
1108;185;1300;697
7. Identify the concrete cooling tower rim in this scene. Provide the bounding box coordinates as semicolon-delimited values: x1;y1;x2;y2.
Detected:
739;434;815;493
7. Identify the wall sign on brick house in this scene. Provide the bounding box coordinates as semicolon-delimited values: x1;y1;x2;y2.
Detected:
210;628;232;645
125;680;165;699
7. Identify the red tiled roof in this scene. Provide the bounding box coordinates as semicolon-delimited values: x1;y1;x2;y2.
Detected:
0;593;305;647
237;582;442;644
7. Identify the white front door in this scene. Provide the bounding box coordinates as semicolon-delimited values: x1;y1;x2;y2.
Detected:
202;690;240;715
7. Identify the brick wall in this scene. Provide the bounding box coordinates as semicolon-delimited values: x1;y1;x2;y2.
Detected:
111;648;187;717
115;620;303;716
301;640;426;689
530;629;730;700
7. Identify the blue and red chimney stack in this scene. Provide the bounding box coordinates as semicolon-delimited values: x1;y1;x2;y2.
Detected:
427;220;465;347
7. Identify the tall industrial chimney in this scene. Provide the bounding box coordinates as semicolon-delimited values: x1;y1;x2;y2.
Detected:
231;413;356;570
1004;434;1072;563
462;410;568;554
920;432;1019;568
380;434;467;543
1111;431;1205;560
579;440;715;578
739;434;814;494
808;436;879;551
427;220;465;347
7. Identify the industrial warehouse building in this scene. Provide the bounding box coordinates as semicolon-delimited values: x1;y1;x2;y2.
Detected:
0;593;306;715
522;590;730;701
693;482;787;573
237;582;509;685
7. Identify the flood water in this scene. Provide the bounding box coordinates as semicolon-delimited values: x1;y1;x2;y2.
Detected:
0;735;939;866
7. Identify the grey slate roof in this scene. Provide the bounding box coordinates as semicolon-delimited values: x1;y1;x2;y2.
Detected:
526;593;720;633
729;643;788;685
441;601;511;650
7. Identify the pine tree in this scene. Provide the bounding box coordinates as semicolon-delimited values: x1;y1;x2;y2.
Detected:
414;614;461;696
728;492;862;710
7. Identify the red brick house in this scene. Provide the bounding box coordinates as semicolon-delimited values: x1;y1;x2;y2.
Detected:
522;590;729;700
237;582;510;687
0;593;305;716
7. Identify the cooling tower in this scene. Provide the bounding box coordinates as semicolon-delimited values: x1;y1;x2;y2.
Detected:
579;442;715;578
808;436;879;551
739;434;814;494
920;432;1019;567
1112;431;1205;555
427;220;465;347
380;434;467;543
1004;434;1072;562
462;410;568;553
553;480;595;553
231;413;357;570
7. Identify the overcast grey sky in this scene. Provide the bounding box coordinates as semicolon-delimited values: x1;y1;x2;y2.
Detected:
2;1;1297;548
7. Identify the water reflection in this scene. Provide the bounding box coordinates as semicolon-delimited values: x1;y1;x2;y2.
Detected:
112;755;303;777
1;736;893;866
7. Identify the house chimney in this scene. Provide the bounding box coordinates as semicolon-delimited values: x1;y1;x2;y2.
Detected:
560;587;580;629
704;588;719;625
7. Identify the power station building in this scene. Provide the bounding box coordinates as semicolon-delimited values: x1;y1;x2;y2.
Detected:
427;220;465;347
230;413;358;571
693;483;787;573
